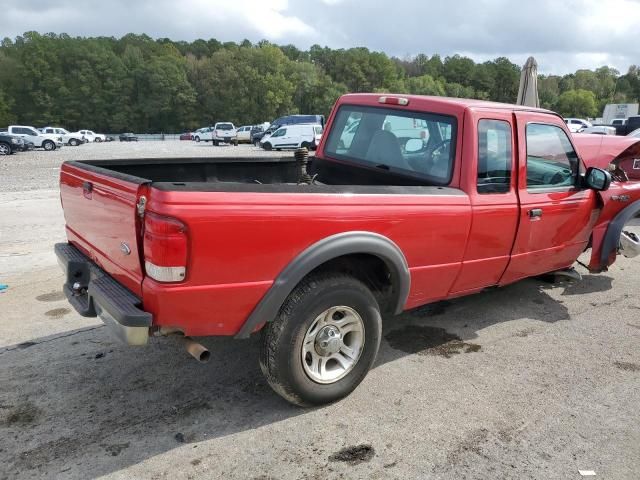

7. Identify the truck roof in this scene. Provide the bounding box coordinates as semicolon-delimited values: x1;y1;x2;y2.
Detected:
338;93;556;116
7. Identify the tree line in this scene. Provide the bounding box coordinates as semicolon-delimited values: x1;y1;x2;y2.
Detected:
1;32;639;132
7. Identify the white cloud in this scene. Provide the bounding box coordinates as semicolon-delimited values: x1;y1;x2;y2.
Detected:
3;0;639;75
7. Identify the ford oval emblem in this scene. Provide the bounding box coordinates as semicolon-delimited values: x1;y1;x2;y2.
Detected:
120;242;131;256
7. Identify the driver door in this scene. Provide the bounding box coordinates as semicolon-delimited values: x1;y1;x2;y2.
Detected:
500;113;599;284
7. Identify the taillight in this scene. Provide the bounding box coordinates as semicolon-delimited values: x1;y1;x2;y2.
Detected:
143;212;188;282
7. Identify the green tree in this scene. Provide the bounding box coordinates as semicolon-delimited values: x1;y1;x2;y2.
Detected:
555;89;598;117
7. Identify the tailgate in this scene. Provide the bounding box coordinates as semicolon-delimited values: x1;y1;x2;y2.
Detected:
60;162;147;296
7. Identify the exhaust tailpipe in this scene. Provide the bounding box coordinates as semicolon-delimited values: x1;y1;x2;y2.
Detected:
620;230;640;259
182;337;211;363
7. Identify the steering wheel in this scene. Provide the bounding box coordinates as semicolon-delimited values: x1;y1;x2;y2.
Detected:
428;140;450;158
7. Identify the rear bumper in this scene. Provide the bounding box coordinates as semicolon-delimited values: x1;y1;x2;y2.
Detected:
55;243;152;345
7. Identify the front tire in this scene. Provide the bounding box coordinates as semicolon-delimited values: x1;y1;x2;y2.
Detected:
43;140;55;151
263;142;272;151
195;136;200;143
69;138;79;146
94;137;102;143
260;274;382;407
0;142;11;155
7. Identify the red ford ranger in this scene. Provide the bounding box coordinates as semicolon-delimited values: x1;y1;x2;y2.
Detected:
56;94;640;406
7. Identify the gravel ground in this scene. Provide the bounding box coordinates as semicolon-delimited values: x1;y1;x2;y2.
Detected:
0;141;286;192
0;143;639;480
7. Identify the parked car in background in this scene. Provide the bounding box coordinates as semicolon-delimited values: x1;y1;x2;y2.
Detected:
564;118;592;133
260;124;323;151
21;140;35;151
6;125;63;150
250;125;267;145
236;125;253;143
192;127;212;142
212;122;238;146
0;131;22;155
76;130;107;143
255;114;326;145
43;127;84;146
577;125;617;136
119;133;138;142
179;132;193;141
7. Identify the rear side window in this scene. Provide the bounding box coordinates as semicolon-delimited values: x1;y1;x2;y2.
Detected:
324;104;457;185
477;119;512;194
526;123;579;190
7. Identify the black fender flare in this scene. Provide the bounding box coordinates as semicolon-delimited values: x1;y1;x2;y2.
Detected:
235;231;410;339
599;199;640;266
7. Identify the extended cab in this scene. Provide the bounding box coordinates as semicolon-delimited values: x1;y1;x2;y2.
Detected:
55;94;640;406
7;125;63;150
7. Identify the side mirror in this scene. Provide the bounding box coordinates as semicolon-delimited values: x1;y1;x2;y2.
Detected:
584;167;611;191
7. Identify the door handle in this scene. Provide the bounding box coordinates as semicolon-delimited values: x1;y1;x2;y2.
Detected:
83;181;93;199
528;208;543;219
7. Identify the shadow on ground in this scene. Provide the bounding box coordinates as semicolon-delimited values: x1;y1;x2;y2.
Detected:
0;273;615;478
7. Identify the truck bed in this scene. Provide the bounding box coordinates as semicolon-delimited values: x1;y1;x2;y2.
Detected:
68;156;448;191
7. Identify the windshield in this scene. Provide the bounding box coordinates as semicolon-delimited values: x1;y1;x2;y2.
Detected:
217;123;233;130
324;105;457;184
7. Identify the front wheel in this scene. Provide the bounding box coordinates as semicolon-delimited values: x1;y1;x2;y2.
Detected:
195;136;200;143
260;274;382;407
0;142;11;155
69;138;79;146
262;142;272;151
43;140;55;151
94;138;102;143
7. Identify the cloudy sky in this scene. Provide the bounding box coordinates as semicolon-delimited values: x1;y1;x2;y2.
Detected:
4;0;640;74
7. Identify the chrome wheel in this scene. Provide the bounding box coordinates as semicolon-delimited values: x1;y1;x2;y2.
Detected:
0;143;10;155
301;306;365;384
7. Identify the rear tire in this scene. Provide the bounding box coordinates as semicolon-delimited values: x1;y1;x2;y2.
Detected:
0;142;11;155
260;273;382;407
43;140;55;151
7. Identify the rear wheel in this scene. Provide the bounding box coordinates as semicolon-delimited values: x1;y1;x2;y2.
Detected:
43;140;55;151
260;274;382;407
0;142;11;155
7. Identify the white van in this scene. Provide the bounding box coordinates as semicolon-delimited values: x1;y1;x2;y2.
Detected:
260;124;323;151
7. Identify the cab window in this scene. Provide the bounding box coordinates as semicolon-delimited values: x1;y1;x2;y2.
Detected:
526;123;579;190
325;104;457;185
477;119;512;194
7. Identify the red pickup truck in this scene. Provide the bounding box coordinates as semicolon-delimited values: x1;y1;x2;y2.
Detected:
56;94;640;406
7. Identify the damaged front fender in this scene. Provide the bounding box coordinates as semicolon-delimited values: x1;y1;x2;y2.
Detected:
589;182;640;272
